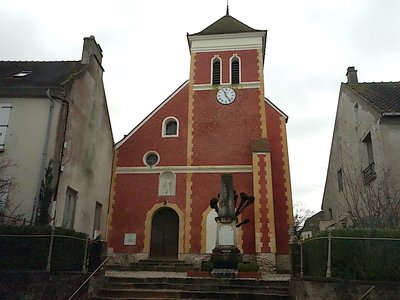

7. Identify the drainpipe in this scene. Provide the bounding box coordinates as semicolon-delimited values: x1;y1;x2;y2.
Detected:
31;89;55;223
50;89;70;227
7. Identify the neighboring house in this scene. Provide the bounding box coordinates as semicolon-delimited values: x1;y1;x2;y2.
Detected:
299;211;323;239
0;36;114;239
320;67;400;230
108;12;294;271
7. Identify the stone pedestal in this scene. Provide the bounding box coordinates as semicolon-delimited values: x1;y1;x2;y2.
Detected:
210;174;243;271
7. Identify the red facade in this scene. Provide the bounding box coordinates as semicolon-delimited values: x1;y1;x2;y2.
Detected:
108;14;293;260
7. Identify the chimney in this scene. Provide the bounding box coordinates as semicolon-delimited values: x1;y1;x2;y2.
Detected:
81;35;103;66
346;66;358;84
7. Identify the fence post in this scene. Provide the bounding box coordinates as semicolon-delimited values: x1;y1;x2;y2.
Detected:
300;240;304;277
326;233;332;278
82;238;89;272
46;228;55;272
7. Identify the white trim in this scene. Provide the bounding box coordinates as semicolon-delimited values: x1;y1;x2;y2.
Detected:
162;116;179;138
115;81;188;149
264;97;288;120
116;165;253;174
189;32;265;53
143;151;160;167
194;82;260;91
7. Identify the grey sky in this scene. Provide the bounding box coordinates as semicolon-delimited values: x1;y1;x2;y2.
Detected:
1;0;400;212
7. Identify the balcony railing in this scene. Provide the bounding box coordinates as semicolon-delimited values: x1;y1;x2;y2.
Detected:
362;162;376;184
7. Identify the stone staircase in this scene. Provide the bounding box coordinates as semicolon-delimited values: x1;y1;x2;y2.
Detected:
91;276;291;299
90;258;292;300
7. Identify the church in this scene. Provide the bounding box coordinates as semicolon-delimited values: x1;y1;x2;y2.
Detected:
107;10;294;272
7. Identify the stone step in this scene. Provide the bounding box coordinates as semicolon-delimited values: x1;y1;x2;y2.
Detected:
91;276;291;299
104;282;289;294
92;288;291;299
106;276;290;288
107;259;196;272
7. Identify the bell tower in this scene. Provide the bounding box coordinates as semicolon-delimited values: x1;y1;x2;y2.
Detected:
185;11;291;264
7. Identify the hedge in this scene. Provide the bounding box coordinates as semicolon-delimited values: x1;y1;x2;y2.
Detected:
0;225;88;271
303;228;400;281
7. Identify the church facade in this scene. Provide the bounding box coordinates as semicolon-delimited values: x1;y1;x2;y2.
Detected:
108;13;293;271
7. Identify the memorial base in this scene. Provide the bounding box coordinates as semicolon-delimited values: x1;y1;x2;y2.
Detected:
210;246;242;269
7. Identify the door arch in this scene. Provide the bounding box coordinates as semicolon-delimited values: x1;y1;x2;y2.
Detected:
150;207;179;258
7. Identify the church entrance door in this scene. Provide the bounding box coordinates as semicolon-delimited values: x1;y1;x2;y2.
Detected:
150;208;179;258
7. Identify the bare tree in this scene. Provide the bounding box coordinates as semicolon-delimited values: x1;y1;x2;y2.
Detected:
0;159;26;225
342;163;400;229
293;202;315;237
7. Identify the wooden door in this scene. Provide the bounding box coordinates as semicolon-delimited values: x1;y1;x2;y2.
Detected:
150;208;179;258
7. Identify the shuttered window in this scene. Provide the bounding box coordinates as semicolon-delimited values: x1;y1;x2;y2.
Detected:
231;57;240;84
212;58;221;85
0;104;12;150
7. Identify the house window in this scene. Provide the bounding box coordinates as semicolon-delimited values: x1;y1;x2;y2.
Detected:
337;169;343;192
0;177;11;213
143;151;160;167
62;187;77;230
158;171;176;196
0;104;12;151
93;202;102;239
231;56;240;84
212;57;221;85
162;117;179;137
362;133;376;183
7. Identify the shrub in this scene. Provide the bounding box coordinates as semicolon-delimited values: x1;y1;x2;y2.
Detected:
237;262;259;272
0;225;88;271
201;260;213;271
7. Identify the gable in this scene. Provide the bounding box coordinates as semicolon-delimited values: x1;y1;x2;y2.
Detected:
115;81;188;149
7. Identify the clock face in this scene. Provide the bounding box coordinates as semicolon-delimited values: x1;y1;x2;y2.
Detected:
216;87;236;105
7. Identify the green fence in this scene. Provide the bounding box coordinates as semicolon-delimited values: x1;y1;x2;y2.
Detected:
292;230;400;281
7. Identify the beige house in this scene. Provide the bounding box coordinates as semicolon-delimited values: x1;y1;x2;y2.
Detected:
320;66;400;230
0;36;114;239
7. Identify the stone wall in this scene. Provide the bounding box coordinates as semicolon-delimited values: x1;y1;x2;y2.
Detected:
0;271;89;300
293;277;400;300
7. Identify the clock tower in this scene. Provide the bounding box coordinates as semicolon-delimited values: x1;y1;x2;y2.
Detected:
109;11;293;273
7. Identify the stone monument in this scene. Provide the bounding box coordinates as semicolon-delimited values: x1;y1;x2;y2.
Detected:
210;174;243;276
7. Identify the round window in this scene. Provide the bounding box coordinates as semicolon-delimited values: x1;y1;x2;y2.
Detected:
144;152;159;166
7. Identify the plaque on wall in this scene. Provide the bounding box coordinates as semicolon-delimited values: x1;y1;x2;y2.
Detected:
124;233;137;245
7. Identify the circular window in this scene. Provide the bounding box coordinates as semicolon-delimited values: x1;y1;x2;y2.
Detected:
144;151;160;166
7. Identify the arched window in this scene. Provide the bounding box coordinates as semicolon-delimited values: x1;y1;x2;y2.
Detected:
158;171;176;196
162;117;179;137
231;56;240;84
212;57;221;85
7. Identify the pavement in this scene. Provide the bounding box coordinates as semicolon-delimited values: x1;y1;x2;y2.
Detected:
105;270;291;281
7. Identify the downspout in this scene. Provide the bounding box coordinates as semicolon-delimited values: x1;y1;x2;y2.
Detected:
31;89;55;223
50;88;70;227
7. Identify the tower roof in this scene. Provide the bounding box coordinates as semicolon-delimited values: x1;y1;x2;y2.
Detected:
190;14;264;36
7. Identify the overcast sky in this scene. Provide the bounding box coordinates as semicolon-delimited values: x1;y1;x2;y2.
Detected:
1;0;400;213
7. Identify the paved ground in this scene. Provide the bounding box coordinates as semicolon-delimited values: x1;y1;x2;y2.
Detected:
105;270;290;281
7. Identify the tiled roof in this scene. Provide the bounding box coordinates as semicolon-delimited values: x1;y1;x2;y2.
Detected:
0;61;84;97
189;14;264;36
348;82;400;114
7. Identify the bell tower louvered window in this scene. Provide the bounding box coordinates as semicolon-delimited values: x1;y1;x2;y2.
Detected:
231;56;240;84
212;57;221;85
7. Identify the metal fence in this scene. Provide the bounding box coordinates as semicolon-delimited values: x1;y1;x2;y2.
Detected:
291;233;400;281
0;231;105;272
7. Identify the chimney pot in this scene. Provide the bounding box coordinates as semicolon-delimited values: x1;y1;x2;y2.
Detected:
346;66;358;84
